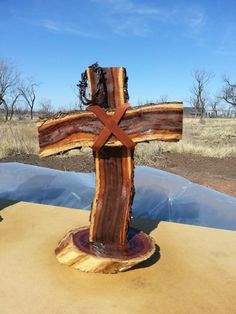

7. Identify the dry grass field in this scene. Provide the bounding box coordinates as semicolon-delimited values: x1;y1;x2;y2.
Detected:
136;117;236;166
0;120;38;158
0;118;236;161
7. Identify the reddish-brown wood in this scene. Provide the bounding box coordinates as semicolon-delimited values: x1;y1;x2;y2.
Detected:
39;65;183;272
90;146;134;245
55;226;156;273
88;67;134;246
88;104;135;150
38;103;183;157
91;103;131;151
87;67;127;109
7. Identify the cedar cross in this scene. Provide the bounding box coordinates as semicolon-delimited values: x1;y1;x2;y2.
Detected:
38;64;183;273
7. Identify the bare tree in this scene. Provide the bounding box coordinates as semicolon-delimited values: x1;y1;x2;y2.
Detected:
38;98;53;118
190;70;212;120
18;80;39;119
1;91;21;121
9;92;21;120
220;76;236;108
157;95;169;103
0;59;21;121
209;99;219;117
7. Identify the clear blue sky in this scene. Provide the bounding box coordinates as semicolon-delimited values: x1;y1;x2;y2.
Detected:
1;0;236;109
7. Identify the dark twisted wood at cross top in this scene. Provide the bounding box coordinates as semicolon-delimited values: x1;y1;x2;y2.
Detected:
77;62;129;109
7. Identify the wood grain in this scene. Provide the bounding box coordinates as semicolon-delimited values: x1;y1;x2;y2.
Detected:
87;66;134;248
55;226;156;273
89;147;134;245
38;103;183;158
87;67;126;109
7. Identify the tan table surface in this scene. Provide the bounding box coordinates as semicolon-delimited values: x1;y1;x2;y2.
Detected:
0;201;236;314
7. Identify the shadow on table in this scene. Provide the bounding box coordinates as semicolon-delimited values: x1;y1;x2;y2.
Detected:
0;199;19;222
131;217;160;234
130;217;161;270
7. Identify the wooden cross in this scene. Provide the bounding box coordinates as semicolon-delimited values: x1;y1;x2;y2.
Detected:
38;64;183;273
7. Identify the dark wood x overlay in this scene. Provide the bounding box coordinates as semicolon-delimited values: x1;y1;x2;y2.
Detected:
88;103;135;151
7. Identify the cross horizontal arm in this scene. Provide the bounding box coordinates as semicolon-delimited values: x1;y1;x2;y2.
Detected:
38;102;183;158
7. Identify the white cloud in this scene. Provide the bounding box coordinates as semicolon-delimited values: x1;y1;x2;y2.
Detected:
18;0;208;40
185;10;206;33
92;0;173;19
42;19;60;32
90;0;206;38
112;18;150;36
39;19;94;37
90;0;174;36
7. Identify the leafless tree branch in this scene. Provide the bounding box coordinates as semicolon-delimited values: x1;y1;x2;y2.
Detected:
18;80;39;119
0;60;21;121
219;76;236;107
189;70;213;120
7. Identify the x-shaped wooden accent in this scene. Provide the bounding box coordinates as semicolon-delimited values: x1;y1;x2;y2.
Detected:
88;103;135;151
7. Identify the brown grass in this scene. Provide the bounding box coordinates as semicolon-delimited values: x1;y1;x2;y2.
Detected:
0;121;39;158
135;118;236;166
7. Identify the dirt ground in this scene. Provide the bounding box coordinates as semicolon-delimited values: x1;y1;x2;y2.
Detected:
158;153;236;197
1;152;236;197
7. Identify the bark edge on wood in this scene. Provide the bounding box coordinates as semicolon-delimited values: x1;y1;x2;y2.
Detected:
55;226;156;273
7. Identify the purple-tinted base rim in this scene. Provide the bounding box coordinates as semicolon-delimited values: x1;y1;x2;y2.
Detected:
72;227;155;260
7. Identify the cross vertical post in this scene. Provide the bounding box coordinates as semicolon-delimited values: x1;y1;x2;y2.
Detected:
87;67;134;247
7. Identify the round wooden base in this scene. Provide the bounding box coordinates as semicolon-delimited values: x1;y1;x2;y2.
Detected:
55;226;156;274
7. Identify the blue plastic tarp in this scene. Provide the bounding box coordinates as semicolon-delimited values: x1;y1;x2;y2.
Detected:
0;162;236;230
